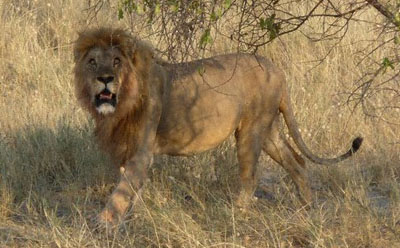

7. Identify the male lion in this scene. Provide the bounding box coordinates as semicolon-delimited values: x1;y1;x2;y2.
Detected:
73;28;362;225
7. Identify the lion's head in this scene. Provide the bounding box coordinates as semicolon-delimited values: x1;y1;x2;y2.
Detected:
73;28;154;117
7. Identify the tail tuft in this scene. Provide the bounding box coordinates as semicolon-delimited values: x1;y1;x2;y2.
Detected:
351;137;363;153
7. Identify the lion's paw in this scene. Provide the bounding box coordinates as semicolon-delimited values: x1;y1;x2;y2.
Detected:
96;208;121;231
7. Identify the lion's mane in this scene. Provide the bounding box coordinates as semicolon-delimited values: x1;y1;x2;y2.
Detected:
73;28;155;165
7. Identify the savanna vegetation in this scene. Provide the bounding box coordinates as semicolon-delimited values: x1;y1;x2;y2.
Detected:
0;0;399;247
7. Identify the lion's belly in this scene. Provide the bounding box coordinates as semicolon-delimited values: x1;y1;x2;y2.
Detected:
154;128;235;156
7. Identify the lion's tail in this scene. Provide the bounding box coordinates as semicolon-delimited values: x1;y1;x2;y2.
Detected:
279;87;362;165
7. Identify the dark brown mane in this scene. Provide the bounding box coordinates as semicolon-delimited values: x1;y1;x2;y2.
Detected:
73;28;154;166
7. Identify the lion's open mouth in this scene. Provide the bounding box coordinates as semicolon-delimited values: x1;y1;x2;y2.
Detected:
95;89;117;108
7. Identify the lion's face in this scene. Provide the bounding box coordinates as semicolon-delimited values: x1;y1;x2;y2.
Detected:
83;47;126;115
74;28;154;118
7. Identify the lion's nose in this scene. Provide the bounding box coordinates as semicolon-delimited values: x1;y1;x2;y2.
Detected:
97;76;114;84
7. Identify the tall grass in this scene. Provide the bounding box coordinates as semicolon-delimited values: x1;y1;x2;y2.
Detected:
1;1;399;247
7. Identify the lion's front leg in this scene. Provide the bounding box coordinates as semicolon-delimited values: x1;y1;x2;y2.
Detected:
98;73;163;227
99;155;151;226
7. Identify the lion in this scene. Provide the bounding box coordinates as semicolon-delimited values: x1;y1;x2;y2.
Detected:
73;28;362;225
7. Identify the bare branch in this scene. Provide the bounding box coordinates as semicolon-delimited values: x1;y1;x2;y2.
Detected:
366;0;395;24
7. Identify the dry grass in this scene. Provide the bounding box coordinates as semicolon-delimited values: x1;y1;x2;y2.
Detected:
1;1;400;247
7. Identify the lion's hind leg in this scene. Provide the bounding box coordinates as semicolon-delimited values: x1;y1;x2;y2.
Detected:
263;120;312;204
234;122;264;208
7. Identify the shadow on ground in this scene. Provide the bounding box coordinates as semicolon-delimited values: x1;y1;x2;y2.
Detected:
0;120;117;220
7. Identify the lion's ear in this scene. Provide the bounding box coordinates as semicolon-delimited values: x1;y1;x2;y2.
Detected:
73;43;85;63
131;40;154;74
73;48;84;63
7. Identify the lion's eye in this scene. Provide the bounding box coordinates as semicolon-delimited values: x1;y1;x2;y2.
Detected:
113;57;121;67
88;58;97;69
